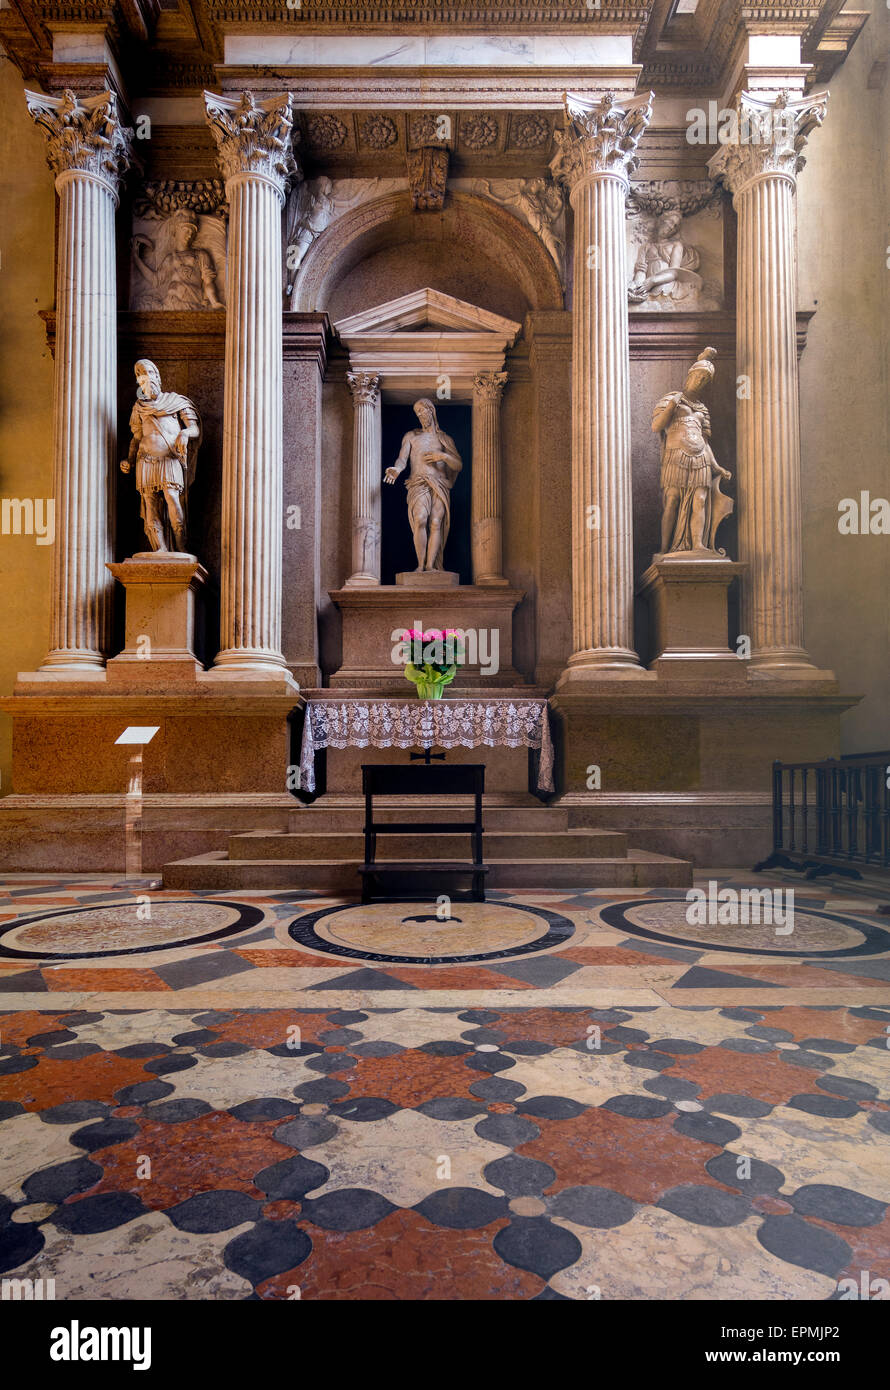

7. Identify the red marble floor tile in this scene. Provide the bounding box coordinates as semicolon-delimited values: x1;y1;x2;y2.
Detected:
209;1010;336;1048
670;1046;819;1105
0;1051;155;1110
493;1008;606;1047
752;1196;794;1216
516;1110;736;1204
233;949;333;968
87;1112;294;1210
381;966;535;989
767;1007;890;1045
256;1208;542;1300
262;1200;304;1222
0;1011;79;1045
833;1208;890;1286
43;969;171;991
556;946;674;966
715;963;886;988
334;1049;480;1108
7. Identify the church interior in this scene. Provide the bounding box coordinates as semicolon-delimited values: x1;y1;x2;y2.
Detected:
0;0;888;1316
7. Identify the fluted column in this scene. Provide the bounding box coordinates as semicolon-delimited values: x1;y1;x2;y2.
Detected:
710;91;828;672
472;370;508;585
551;92;653;681
204;91;297;678
345;372;382;586
25;90;132;674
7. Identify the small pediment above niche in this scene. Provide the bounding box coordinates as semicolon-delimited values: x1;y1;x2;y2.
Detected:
334;289;520;400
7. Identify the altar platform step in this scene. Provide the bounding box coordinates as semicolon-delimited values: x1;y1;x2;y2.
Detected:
226;828;629;861
162;848;691;891
284;800;569;833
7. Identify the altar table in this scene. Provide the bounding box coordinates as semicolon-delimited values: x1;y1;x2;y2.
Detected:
298;697;554;795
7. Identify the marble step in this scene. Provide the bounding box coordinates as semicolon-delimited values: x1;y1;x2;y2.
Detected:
286;802;570;832
227;829;628;861
163;849;692;891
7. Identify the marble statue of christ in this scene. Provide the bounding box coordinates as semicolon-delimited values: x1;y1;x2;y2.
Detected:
384;398;463;572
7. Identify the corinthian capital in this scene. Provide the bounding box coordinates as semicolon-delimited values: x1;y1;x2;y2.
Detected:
473;370;508;403
708;91;829;196
550;91;653;194
346;372;380;406
204;91;298;194
25;88;133;188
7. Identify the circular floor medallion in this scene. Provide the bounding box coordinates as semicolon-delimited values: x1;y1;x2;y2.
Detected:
599;897;890;959
288;899;574;965
0;900;265;960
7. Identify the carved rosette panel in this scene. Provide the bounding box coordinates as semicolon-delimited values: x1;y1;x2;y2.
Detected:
550;91;654;197
204;90;298;195
460;113;500;151
708;91;829;196
407;147;449;211
25;88;132;191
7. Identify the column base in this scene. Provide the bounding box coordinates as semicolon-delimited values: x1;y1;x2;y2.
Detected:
22;662;107;684
343;574;381;589
474;574;511;587
748;649;837;682
204;655;300;694
556;648;653;687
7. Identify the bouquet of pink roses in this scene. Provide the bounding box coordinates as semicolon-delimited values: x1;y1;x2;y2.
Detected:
401;628;465;699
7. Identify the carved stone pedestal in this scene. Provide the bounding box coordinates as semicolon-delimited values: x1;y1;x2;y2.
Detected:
329;585;527;688
106;553;207;685
638;555;746;680
395;571;460;588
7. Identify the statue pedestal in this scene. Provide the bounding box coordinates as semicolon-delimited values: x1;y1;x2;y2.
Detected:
638;554;747;680
329;584;527;688
106;553;207;686
395;571;460;588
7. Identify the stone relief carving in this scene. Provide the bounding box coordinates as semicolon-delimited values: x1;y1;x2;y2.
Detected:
652;346;733;558
130;205;226;311
509;112;552;149
304;113;348;151
384;398;463;574
460;113;500;150
476;177;565;276
283;177;407;302
407;146;449;210
360;113;399;149
120;359;202;555
626;181;722;312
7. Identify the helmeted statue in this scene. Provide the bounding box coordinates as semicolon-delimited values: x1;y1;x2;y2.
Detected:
384;398;463;573
651;346;733;556
120;359;201;554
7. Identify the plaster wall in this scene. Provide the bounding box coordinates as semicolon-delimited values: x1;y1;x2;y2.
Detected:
797;0;890;750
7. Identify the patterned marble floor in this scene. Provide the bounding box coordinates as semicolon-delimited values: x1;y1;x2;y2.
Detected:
1;873;888;1300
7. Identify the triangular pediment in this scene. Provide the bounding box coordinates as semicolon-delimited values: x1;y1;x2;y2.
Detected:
334;288;521;342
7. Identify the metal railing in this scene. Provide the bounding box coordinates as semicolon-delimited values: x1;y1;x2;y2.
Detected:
765;753;890;874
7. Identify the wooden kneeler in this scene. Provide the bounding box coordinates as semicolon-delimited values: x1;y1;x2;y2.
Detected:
359;762;488;904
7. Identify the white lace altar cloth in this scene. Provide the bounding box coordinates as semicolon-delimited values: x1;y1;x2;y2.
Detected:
299;698;554;794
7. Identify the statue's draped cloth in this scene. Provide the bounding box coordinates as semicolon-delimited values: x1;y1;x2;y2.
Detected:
405;407;461;570
129;391;201;496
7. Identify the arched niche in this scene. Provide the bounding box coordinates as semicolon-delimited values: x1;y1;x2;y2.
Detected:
292;190;563;322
